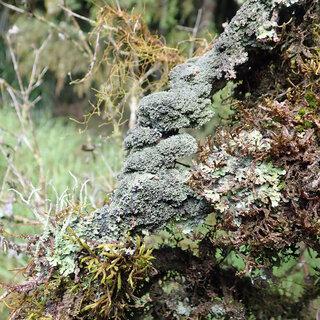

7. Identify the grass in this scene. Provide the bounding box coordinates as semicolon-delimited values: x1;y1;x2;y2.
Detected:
0;106;123;205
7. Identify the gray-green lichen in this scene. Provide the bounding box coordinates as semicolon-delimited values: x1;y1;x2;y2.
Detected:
50;0;307;261
47;217;80;276
89;0;305;242
92;169;208;240
123;134;197;173
46;211;104;276
124;127;162;150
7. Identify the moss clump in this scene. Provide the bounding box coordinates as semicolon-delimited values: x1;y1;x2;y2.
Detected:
5;235;155;320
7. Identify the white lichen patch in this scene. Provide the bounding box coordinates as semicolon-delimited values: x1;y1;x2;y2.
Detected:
195;130;286;217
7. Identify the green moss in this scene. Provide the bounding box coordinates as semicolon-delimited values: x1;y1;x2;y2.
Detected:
305;91;319;109
6;235;155;319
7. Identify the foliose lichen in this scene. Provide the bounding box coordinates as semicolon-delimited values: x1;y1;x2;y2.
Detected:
190;130;286;225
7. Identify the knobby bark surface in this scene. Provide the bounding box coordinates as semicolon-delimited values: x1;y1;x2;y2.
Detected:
83;0;310;242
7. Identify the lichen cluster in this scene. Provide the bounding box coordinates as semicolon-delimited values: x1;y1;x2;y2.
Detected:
190;130;286;218
88;0;301;241
190;0;320;256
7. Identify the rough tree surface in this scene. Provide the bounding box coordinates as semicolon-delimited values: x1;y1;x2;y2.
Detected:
83;0;309;241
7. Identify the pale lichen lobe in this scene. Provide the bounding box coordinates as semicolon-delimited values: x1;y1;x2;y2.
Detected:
191;130;286;223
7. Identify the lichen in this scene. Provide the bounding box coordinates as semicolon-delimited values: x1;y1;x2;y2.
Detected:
86;0;305;242
124;127;162;150
123;134;198;173
93;169;209;242
190;130;286;222
43;0;312;288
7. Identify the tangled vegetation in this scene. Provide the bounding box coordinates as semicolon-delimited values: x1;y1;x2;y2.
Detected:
191;1;320;255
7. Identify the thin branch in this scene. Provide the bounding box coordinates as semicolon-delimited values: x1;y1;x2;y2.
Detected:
189;9;203;58
0;1;25;14
6;35;25;95
71;27;101;84
58;4;96;24
26;35;51;96
0;290;10;303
